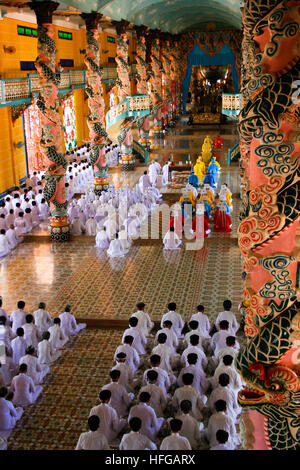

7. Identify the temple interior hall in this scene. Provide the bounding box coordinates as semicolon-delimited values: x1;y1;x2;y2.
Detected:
0;0;299;453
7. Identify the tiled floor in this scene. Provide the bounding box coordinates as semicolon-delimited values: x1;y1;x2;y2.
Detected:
3;122;244;450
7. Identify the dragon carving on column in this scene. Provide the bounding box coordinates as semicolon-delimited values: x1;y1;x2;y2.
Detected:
236;0;300;450
161;36;173;125
135;27;150;145
29;1;69;241
150;35;163;134
115;22;134;171
81;12;109;194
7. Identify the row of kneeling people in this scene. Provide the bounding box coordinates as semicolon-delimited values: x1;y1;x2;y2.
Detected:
76;300;244;451
0;299;86;439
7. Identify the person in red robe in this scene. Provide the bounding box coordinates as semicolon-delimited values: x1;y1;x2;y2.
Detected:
214;203;232;232
192;213;210;238
214;135;223;149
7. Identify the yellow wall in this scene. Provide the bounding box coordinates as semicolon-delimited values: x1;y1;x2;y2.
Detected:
0;107;27;194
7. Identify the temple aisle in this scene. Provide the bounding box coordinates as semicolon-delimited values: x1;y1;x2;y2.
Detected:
3;122;244;450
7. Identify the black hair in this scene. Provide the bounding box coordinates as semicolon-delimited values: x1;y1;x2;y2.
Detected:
223;355;233;366
182;373;194;386
223;300;232;311
88;415;100;432
216;429;229;444
168;302;176;311
219;320;229;330
170;418;182;433
215;399;227;412
129;417;142;432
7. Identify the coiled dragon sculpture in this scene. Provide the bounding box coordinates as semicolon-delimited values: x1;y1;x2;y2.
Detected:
236;0;300;450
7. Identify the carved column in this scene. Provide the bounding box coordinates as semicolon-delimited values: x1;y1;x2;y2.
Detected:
235;0;300;450
161;34;172;126
114;20;134;171
29;0;69;241
134;25;150;145
81;12;109;195
149;32;163;134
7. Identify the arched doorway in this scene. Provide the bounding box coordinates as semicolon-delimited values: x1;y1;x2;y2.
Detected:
182;43;239;114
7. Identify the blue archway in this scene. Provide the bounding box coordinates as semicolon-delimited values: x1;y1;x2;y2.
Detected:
182;43;239;114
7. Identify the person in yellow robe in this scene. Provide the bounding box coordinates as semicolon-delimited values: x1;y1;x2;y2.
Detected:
194;156;206;184
202;137;213;165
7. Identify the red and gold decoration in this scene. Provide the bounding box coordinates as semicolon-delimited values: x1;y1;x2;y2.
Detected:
235;0;300;451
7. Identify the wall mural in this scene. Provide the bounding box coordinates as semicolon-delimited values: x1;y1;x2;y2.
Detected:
23;99;45;173
62;94;77;152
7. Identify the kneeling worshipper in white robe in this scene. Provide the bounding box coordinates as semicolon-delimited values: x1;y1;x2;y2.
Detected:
89;390;127;444
206;399;240;448
0;387;23;431
114;336;140;375
22;314;41;350
177;353;209;395
11;328;27;365
163;227;182;250
172;373;205;422
208;373;241;422
162;161;171;185
0;230;10;258
140;370;168;418
210;429;235;450
14;212;27;236
176;400;202;449
48;317;68;349
0;355;17;386
139;171;152;193
119;417;157;450
75;415;110;450
143;354;174;393
210;355;243;392
130;302;154;337
160;418;191;450
33;302;53;336
59;305;86;337
112;353;139;393
37;331;61;365
71;216;84;236
148;161;159;186
107;233;129;258
6;225;22;250
118;226;132;252
101;369;133;418
11;364;43;407
152;333;179;375
122;316;148;355
124;216;140;240
95;227;110;249
19;346;50;385
85;215;97;236
128;391;164;441
155;320;179;351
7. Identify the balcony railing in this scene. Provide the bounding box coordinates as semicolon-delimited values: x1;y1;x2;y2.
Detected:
106;94;150;130
222;93;241;116
0;66;136;106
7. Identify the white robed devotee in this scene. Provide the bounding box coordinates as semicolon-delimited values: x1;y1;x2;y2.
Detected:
163;227;182;250
107;233;129;258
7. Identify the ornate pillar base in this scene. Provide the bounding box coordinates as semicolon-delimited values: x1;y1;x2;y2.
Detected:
121;155;135;171
49;217;70;242
94;177;109;195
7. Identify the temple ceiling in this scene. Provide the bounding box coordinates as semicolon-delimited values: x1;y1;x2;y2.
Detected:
2;0;241;32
